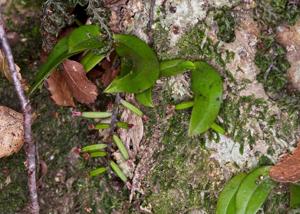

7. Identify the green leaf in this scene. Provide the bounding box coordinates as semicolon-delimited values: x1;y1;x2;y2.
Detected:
110;161;127;182
90;151;107;157
68;25;103;53
29;25;105;95
81;111;112;119
89;167;107;176
135;88;154;107
94;123;111;129
216;173;247;214
246;179;276;214
290;184;300;209
81;51;105;72
160;59;195;77
175;101;194;110
188;61;223;136
29;37;71;94
116;121;129;129
105;34;159;93
236;166;275;214
112;135;129;160
211;122;225;135
82;144;107;152
120;99;143;117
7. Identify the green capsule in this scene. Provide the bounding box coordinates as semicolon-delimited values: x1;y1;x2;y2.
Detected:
82;144;107;152
95;123;111;129
116;121;129;129
81;111;112;119
90;151;107;157
120;99;143;117
175;101;194;110
113;135;129;160
211;123;225;135
110;161;127;182
89;167;107;177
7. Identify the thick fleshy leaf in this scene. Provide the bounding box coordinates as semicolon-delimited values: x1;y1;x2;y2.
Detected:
81;111;112;119
236;166;275;214
188;61;222;136
89;167;107;176
82;144;107;152
90;151;107;157
211;123;225;135
175;101;194;110
120;99;143;117
29;37;71;94
30;25;104;94
68;25;103;53
160;59;195;77
135;88;154;107
104;34;159;93
216;173;246;214
113;135;129;160
81;51;105;72
290;184;300;208
110;161;127;182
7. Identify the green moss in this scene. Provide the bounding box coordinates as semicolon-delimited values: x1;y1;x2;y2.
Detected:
144;112;220;213
214;7;236;43
175;24;235;71
254;0;300;27
255;35;290;95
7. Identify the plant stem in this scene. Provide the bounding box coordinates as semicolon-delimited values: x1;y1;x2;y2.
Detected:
0;17;39;214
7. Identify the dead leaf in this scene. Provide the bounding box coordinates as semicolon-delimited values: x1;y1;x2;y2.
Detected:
269;142;300;183
62;59;98;104
0;50;28;91
0;106;24;158
46;70;75;107
118;95;144;159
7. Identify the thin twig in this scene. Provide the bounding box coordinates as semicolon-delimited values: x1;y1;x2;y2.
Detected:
0;16;39;214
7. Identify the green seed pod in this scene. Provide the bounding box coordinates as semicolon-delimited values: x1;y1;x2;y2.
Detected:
95;123;110;129
211;123;225;135
116;121;129;129
89;167;107;177
175;101;194;110
90;151;107;157
110;161;127;182
120;99;143;117
81;112;112;119
81;144;107;152
113;135;129;160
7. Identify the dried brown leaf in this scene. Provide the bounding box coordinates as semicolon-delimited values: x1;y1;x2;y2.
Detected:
269;142;300;183
0;50;28;91
62;59;98;104
0;106;24;158
46;70;75;107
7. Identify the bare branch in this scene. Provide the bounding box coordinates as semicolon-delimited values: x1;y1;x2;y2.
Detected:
0;16;39;214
